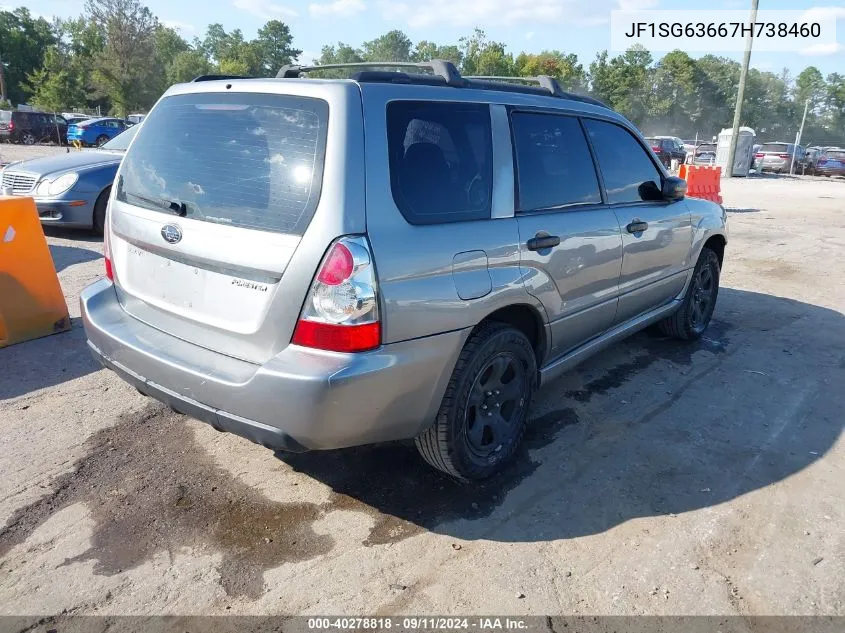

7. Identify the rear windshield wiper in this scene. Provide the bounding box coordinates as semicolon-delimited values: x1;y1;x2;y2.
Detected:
124;192;187;217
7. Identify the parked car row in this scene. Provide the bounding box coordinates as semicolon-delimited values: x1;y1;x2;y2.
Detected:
0;110;143;146
0;124;138;232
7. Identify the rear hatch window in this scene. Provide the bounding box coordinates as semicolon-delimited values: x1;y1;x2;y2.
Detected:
116;92;329;235
0;111;10;122
760;143;788;153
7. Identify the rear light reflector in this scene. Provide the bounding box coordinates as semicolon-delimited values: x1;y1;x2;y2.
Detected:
103;200;113;281
292;236;380;353
292;321;380;353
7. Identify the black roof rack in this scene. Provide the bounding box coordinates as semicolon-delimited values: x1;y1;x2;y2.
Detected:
277;60;608;108
191;74;255;82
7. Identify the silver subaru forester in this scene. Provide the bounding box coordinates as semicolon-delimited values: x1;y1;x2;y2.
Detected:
81;61;727;480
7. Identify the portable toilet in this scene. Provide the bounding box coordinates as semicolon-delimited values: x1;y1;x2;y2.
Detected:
715;127;756;176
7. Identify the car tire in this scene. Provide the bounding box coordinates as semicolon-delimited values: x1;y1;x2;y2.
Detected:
95;135;109;147
415;322;537;481
21;132;36;145
92;187;110;235
657;247;721;340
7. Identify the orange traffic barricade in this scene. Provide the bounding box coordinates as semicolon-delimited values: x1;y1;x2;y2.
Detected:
679;165;723;204
0;196;70;347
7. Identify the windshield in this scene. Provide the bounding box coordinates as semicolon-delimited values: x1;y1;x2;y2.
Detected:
827;150;845;159
116;92;329;235
101;125;139;151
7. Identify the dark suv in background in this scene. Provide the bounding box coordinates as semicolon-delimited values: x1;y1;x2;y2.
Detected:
645;136;687;167
0;111;68;145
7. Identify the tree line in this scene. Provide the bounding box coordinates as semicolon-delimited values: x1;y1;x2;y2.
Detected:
2;0;844;145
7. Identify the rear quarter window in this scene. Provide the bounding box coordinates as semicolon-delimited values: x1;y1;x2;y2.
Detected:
387;100;493;225
116;92;329;235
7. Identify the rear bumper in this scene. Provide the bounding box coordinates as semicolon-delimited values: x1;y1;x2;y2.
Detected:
81;279;467;451
34;197;95;227
815;165;845;176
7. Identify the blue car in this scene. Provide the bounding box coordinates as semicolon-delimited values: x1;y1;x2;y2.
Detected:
814;148;845;177
67;117;130;147
0;125;138;233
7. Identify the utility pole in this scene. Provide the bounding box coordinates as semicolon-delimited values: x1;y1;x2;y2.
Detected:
725;0;760;178
0;54;7;103
789;98;810;175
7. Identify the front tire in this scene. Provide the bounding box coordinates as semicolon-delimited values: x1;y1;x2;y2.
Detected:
415;322;537;481
657;247;721;340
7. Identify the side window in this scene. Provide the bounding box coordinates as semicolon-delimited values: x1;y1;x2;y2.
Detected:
583;119;663;205
387;100;492;225
511;112;601;211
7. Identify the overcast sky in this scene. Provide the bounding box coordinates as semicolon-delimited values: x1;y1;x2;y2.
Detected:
17;0;845;76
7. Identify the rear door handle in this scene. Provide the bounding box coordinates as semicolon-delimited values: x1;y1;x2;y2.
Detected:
626;221;649;234
526;235;561;251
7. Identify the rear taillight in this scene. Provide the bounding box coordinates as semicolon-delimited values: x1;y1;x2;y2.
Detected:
778;153;789;159
651;146;661;152
755;153;764;158
8;121;14;131
292;236;380;353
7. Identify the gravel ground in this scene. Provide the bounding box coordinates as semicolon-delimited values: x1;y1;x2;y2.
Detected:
0;150;843;618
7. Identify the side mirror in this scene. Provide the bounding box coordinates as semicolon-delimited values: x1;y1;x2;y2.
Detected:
662;176;687;201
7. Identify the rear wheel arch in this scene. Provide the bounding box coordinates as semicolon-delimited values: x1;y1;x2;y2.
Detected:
475;303;548;368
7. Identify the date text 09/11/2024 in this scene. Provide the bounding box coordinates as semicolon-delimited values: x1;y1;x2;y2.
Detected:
306;617;529;630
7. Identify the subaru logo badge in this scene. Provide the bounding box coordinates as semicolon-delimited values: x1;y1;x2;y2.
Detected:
161;224;182;244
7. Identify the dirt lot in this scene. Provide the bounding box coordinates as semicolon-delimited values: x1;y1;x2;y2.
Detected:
0;146;843;617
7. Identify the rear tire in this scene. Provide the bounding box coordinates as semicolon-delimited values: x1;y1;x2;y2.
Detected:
415;322;537;481
95;134;109;147
21;131;36;145
657;247;720;340
92;187;110;235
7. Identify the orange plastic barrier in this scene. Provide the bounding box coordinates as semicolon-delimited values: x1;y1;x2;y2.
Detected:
679;165;723;205
0;196;70;347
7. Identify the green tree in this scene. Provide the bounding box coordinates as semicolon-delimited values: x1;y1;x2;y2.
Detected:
200;24;262;76
167;49;212;84
411;41;462;67
514;51;586;91
256;20;300;76
651;50;699;134
26;47;86;111
0;8;57;104
589;46;653;126
85;0;159;116
460;29;514;77
312;42;364;77
361;30;412;62
151;25;189;95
